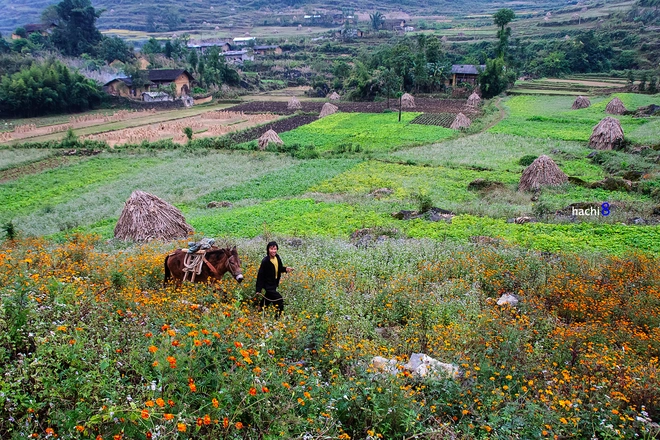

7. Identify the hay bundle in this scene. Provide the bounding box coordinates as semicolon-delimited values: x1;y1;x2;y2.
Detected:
518;155;568;192
572;95;590;109
114;190;193;242
450;112;471;130
589;117;624;150
401;93;415;108
328;91;340;101
605;97;627;115
319;102;338;118
287;96;302;110
467;92;481;107
258;129;284;150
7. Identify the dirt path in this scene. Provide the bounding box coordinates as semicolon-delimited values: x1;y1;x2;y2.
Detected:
482;97;505;132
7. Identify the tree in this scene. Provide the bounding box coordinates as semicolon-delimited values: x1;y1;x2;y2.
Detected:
0;33;10;54
99;36;134;63
14;27;27;39
425;37;441;64
123;61;149;90
188;49;198;73
51;0;103;57
478;57;514;99
380;67;401;108
141;38;162;55
370;12;384;31
164;40;173;58
493;8;515;57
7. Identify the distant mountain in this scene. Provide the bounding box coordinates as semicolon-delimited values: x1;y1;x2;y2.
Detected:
0;0;572;35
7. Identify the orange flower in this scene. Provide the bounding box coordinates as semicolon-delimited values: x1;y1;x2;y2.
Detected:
145;332;153;337
75;425;85;432
234;341;243;348
171;340;180;347
203;414;211;425
249;387;257;396
163;413;174;421
235;422;244;429
145;400;154;407
223;417;229;429
155;398;165;408
141;409;149;419
282;382;291;389
168;399;175;407
262;386;269;393
148;345;158;353
177;423;186;432
212;398;219;408
196;418;203;427
194;339;202;346
189;382;197;392
45;428;54;436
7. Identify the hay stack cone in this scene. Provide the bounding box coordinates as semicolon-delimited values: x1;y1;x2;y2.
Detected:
258;129;284;150
287;96;302;110
114;190;193;242
450;112;471;130
589;117;624;150
518;155;568;192
319;102;338;118
467;92;481;107
605;97;627;115
328;91;340;101
572;95;590;109
401;93;415;108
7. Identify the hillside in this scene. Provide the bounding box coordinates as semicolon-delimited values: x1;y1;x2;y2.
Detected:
0;0;584;34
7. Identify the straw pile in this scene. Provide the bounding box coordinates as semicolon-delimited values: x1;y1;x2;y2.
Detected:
450;113;471;130
589;117;624;150
114;190;193;242
467;92;482;107
401;93;415;108
287;96;302;110
518;155;568;192
319;103;339;118
572;96;590;109
328;92;340;101
605;97;627;115
258;129;284;150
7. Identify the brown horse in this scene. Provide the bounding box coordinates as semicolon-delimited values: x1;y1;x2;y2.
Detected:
163;246;244;286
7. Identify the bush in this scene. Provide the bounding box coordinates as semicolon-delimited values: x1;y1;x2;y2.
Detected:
518;155;538;166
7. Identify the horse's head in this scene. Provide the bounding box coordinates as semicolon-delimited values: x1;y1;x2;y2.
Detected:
226;246;243;283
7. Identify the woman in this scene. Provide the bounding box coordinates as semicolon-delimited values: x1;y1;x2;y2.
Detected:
255;241;293;316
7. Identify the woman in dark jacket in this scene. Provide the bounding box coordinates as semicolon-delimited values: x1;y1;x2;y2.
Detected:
255;241;293;316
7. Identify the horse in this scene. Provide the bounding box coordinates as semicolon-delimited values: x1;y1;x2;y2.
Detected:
163;246;244;286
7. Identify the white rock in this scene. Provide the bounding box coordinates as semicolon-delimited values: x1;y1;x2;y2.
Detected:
403;353;460;379
497;293;519;306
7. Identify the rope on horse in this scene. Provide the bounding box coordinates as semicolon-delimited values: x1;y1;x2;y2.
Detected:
182;251;205;282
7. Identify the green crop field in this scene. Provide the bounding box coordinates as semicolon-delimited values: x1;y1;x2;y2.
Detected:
2;90;660;440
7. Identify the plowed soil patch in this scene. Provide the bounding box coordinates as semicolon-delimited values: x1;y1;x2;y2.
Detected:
226;115;318;144
227;98;478;116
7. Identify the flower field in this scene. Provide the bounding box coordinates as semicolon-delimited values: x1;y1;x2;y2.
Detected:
1;235;659;439
1;93;659;438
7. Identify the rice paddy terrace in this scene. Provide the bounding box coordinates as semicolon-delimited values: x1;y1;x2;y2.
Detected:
1;91;660;439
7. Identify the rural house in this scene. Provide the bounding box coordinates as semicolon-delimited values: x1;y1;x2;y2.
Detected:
448;64;485;86
221;50;254;64
253;45;282;55
233;37;255;46
103;69;194;100
145;69;194;97
187;41;232;54
12;22;56;39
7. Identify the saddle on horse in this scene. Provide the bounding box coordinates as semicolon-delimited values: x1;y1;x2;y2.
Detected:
181;238;216;282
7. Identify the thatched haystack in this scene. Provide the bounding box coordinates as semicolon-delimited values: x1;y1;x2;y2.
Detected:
287;96;302;110
328;92;340;101
467;92;481;107
114;190;193;242
258;129;284;150
450;113;471;130
572;95;590;109
319;102;338;118
518;155;568;192
589;117;624;150
401;93;415;108
605;97;627;115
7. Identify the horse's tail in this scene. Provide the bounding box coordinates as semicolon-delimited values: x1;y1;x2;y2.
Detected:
163;255;171;287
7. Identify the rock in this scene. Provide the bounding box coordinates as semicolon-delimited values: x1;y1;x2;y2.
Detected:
507;216;537;224
469;236;500;245
628;217;646;225
371;356;399;375
427;207;454;222
586;151;598;159
467;178;505;192
370;188;393;198
207;200;233;208
392;210;419;220
403;353;460;379
497;293;519;306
